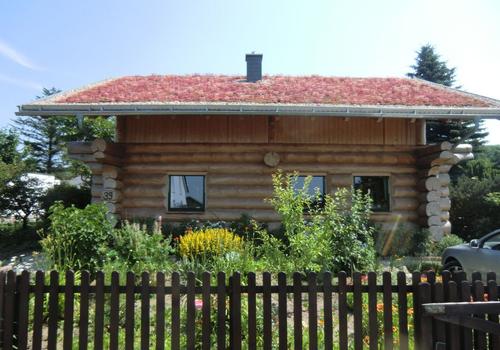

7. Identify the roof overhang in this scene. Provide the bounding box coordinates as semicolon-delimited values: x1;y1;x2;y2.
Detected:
16;102;500;120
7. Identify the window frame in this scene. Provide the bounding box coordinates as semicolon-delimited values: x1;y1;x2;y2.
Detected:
167;174;206;212
352;174;391;213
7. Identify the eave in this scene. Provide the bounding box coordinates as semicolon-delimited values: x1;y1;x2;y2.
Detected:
16;102;500;120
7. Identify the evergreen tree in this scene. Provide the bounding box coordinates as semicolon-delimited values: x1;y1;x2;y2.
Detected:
407;44;488;145
0;128;25;192
14;88;115;176
15;88;70;174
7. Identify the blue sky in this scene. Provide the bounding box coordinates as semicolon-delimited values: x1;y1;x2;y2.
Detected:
1;0;499;144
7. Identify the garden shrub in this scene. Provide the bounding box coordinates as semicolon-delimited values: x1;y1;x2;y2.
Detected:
258;171;376;273
434;234;464;255
105;221;176;273
40;184;91;214
178;228;244;260
40;203;113;271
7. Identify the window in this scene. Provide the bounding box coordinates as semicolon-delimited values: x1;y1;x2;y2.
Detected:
293;175;325;207
481;232;500;250
353;176;390;212
168;175;205;211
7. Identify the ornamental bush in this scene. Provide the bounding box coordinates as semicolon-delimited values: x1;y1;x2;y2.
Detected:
105;221;175;273
41;203;113;271
178;228;243;260
258;171;376;273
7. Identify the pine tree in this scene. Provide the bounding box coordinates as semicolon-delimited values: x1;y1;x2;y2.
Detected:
15;88;71;174
407;44;488;146
0;128;25;192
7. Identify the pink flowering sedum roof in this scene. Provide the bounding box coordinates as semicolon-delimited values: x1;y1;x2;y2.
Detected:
52;75;495;107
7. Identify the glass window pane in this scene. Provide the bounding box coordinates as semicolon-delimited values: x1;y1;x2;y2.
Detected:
293;176;325;197
353;176;390;212
169;175;205;211
484;233;500;248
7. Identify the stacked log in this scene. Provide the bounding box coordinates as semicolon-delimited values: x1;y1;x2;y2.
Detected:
118;143;420;233
416;142;473;239
67;142;102;203
68;139;124;219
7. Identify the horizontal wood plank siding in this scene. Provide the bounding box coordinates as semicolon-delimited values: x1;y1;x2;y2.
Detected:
117;116;420;145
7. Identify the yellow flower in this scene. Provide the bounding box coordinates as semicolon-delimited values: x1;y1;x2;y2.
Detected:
179;228;243;259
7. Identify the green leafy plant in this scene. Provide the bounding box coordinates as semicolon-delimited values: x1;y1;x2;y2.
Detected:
258;171;376;273
40;203;113;271
105;221;175;274
434;234;464;256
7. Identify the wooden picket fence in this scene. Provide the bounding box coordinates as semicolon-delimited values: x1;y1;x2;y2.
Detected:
0;269;499;349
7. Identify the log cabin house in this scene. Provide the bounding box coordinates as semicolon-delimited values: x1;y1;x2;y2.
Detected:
17;54;500;239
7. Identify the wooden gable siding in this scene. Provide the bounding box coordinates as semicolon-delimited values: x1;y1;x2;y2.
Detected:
118;143;419;231
117;116;423;145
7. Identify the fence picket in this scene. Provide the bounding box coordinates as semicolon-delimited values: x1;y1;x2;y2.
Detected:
216;272;226;350
418;282;432;350
460;280;473;350
412;271;421;349
263;272;272;350
0;272;4;349
17;270;29;350
308;272;318;350
353;272;363;350
278;272;288;350
47;270;59;350
2;271;15;350
186;272;196;350
62;271;75;350
382;271;393;350
445;281;460;350
433;283;446;346
201;272;211;350
79;271;90;350
109;271;120;350
141;272;151;350
397;271;408;350
323;271;333;350
293;272;302;350
472;279;487;350
155;272;165;350
32;271;44;350
231;272;242;350
368;271;378;350
94;271;105;350
125;272;135;350
247;272;257;350
338;271;348;350
171;272;180;350
487;279;499;350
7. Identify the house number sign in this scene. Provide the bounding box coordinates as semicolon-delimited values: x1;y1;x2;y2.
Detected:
102;190;114;201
